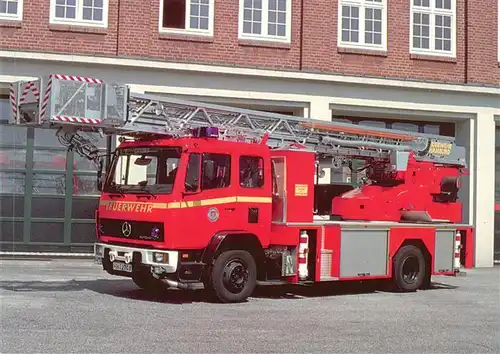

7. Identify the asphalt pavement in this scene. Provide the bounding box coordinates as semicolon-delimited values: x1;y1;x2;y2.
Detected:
0;258;499;353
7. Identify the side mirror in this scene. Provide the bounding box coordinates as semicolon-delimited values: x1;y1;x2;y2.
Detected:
96;158;104;192
134;156;152;166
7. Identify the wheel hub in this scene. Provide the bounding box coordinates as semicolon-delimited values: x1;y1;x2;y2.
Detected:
222;260;248;294
401;255;420;284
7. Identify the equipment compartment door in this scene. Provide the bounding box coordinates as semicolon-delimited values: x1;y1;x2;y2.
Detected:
434;230;455;273
339;229;389;277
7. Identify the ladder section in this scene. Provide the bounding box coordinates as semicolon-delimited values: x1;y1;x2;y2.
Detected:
10;74;130;166
120;93;467;167
129;93;418;151
10;74;128;131
9;74;467;168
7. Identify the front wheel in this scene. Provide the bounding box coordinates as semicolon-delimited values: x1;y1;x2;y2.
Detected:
207;250;257;303
391;245;426;292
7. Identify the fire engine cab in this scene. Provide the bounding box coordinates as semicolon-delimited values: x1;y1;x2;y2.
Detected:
10;74;474;303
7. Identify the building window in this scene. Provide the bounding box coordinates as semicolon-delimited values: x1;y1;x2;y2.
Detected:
410;0;456;57
238;0;292;43
50;0;108;27
0;0;22;20
160;0;214;36
337;0;387;51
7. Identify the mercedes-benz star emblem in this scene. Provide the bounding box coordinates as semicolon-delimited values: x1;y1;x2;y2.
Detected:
121;222;132;237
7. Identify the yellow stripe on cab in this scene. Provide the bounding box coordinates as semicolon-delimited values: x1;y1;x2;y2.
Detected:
100;196;272;213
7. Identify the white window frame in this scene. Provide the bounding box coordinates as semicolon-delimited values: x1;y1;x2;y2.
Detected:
159;0;214;37
0;0;23;21
49;0;108;28
238;0;292;43
410;0;456;58
337;0;388;51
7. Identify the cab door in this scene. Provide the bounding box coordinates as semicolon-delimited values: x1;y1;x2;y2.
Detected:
236;153;272;240
179;152;239;248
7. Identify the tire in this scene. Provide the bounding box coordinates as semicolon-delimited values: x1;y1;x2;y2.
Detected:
392;244;426;292
132;267;168;293
207;250;257;303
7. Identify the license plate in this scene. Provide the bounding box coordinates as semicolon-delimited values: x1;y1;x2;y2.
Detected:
112;262;132;273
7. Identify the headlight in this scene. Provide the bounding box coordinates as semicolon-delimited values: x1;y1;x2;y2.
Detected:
94;244;104;257
153;252;169;264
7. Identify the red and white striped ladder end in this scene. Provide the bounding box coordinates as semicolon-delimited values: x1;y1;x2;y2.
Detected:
53;116;102;124
53;74;105;84
39;75;54;121
9;85;17;116
18;81;39;103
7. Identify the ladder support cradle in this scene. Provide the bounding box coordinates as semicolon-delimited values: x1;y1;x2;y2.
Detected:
9;74;467;169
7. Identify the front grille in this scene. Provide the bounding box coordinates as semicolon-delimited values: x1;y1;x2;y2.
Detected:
99;218;165;242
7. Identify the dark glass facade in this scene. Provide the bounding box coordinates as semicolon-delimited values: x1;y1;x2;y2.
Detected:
495;127;500;262
0;98;113;253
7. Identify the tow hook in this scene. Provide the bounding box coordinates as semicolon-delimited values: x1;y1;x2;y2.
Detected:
163;278;191;290
150;266;198;290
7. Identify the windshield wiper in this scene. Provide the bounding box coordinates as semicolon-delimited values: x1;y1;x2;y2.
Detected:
108;185;125;198
137;181;156;199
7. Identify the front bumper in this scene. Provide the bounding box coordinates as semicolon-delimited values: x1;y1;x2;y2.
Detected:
94;242;179;273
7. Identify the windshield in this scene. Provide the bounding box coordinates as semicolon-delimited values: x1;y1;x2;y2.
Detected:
104;147;181;195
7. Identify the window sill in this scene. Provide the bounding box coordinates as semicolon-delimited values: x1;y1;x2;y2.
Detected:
337;46;387;57
158;32;213;43
0;19;22;28
49;24;108;35
410;53;457;63
238;39;291;50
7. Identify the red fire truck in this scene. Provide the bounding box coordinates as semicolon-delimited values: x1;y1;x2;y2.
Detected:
10;74;474;303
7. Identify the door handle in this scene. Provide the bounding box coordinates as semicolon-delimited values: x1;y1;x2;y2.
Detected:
225;207;235;211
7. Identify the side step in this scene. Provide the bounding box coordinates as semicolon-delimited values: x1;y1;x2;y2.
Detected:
256;280;290;286
256;280;315;286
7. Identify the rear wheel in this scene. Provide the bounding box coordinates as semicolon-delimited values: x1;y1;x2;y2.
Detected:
392;245;426;292
207;250;257;303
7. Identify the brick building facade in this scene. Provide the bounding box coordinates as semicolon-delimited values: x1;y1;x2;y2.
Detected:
2;0;499;83
0;0;499;265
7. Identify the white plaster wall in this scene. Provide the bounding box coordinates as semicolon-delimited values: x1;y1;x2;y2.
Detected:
304;99;333;184
455;119;474;225
473;112;496;267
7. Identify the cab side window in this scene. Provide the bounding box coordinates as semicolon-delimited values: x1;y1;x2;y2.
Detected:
201;153;231;190
184;153;231;192
239;156;264;188
185;153;201;192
